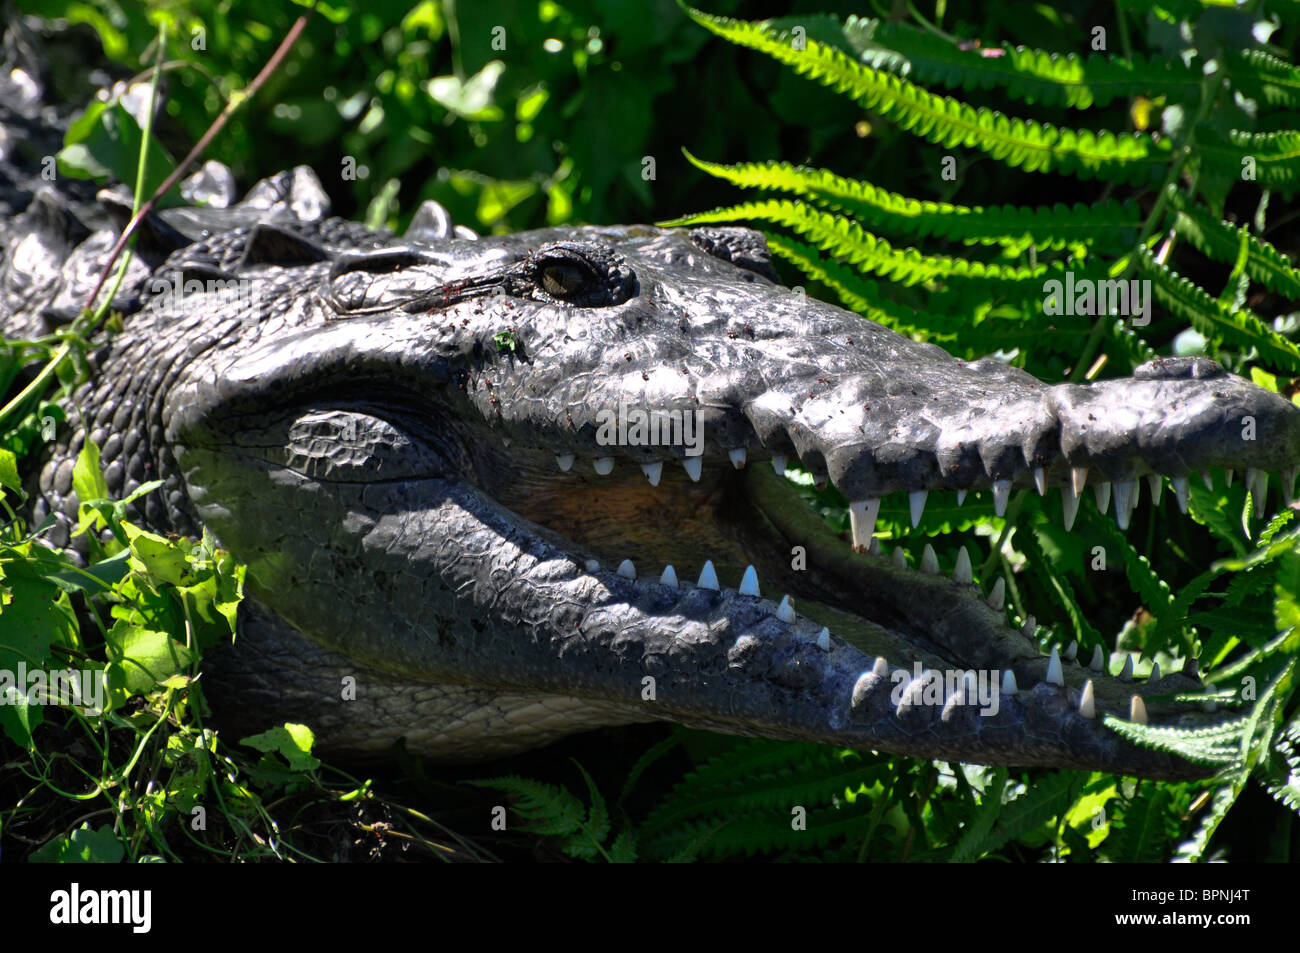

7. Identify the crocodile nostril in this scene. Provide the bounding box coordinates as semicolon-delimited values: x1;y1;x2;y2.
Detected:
1133;356;1224;380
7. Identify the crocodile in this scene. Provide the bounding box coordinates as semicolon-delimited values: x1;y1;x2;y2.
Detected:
5;24;1300;782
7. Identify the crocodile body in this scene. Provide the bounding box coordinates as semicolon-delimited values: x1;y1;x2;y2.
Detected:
5;20;1300;780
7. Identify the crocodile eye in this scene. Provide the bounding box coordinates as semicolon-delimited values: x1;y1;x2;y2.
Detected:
540;261;590;298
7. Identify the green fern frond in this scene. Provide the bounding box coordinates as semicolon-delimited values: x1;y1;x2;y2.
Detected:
682;151;1141;253
1109;786;1176;862
640;740;886;837
1021;527;1103;646
466;775;585;836
1196;128;1300;195
1103;715;1246;765
1093;517;1181;644
1135;245;1300;375
646;797;879;860
835;15;1201;110
1166;189;1300;299
684;7;1171;184
662;200;1048;287
962;771;1085;858
1227;49;1300;110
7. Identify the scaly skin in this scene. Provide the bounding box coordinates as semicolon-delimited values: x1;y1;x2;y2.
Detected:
6;163;1300;779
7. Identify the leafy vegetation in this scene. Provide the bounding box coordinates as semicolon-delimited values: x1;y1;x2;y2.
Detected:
2;0;1299;862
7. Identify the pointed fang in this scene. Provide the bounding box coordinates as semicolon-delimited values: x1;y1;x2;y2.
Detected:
892;547;907;569
1118;654;1133;681
921;544;939;574
1094;481;1111;514
909;489;928;528
659;565;678;589
738;565;760;597
1001;669;1017;695
772;454;787;476
992;479;1012;517
1063;640;1078;662
683;456;702;482
728;448;747;470
987;577;1005;611
1129;695;1148;725
849;499;882;551
641;461;663;486
816;627;831;651
556;453;575;472
1061;486;1080;532
956;489;967;506
1079;680;1096;719
1046;647;1064;686
776;595;796;623
617;559;636;580
1034;467;1046;496
1089;645;1105;672
1147;473;1163;506
953;548;973;585
1172;476;1190;514
1071;466;1088;497
697;560;719;590
594;457;615;475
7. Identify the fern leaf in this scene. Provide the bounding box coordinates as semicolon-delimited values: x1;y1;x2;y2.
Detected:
1102;715;1246;766
835;15;1201;110
964;771;1085;858
466;776;586;837
1166;188;1300;300
1092;517;1179;639
1196;127;1300;195
684;8;1171;185
681;152;1141;253
663;200;1047;287
1135;244;1300;375
1021;526;1102;646
1226;49;1300;110
1110;786;1175;862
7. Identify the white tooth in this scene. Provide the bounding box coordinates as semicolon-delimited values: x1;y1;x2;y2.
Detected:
772;454;787;476
851;672;874;708
952;548;973;584
1224;468;1234;487
1172;476;1190;513
1001;669;1017;695
1118;654;1133;681
617;559;636;579
594;457;615;475
1063;640;1078;662
776;595;796;623
584;559;601;572
1284;467;1298;500
1149;661;1161;683
728;448;747;469
642;461;663;486
992;479;1012;517
660;565;678;589
1094;481;1111;514
892;547;907;569
502;437;511;447
1201;470;1213;491
1089;645;1105;672
956;489;967;506
909;489;928;528
1071;466;1088;497
1021;615;1036;637
815;627;831;651
873;656;890;678
1147;473;1164;506
920;544;939;574
848;499;881;552
1129;694;1148;725
1033;467;1046;496
683;456;703;482
1079;680;1096;718
987;577;1005;611
1046;647;1064;686
869;537;882;557
738;565;760;597
556;453;575;472
812;472;828;489
1061;485;1081;531
1114;478;1138;530
697;560;719;590
1247;467;1267;514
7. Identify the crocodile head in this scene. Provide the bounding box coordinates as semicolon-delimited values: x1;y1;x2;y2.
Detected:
59;200;1286;780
